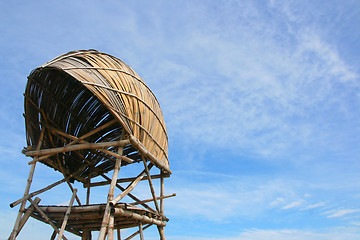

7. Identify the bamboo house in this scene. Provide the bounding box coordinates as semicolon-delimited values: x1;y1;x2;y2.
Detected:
8;50;174;240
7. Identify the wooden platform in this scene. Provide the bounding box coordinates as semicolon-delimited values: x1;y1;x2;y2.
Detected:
29;203;166;237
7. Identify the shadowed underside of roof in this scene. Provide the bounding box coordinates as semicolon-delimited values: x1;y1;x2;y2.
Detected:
24;50;169;181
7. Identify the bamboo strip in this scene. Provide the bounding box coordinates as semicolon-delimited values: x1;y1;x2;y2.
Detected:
23;139;130;157
57;189;77;240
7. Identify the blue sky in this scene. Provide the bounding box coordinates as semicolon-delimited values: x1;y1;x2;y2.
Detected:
1;0;360;239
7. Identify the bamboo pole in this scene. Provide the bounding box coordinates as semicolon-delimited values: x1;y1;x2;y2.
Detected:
129;135;171;174
129;193;176;206
139;222;144;240
142;158;160;213
9;128;45;240
86;178;91;205
112;208;166;227
157;226;166;240
109;163;153;207
160;171;164;214
117;229;121;240
123;224;151;240
85;173;170;188
10;178;67;208
23;139;130;157
16;197;41;236
28;198;68;240
108;213;114;240
98;145;124;240
100;174;156;214
56;189;77;240
47;126;133;164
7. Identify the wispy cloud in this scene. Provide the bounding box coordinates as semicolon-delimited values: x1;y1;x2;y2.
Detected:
282;199;304;210
327;209;360;218
301;202;326;210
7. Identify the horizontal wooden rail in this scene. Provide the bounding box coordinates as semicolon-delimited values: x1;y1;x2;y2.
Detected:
84;173;170;188
23;139;130;157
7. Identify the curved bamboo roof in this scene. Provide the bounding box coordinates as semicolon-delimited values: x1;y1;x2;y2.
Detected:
24;50;169;181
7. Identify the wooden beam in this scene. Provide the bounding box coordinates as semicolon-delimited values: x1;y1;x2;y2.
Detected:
85;173;170;188
23;139;130;157
129;193;176;206
112;208;166;227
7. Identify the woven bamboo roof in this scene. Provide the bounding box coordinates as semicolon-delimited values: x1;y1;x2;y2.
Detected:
24;50;169;181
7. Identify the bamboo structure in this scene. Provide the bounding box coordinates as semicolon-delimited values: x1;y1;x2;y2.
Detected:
9;50;174;240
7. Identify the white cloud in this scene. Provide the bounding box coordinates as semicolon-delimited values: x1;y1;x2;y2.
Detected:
301;202;326;210
327;209;360;218
282;199;304;210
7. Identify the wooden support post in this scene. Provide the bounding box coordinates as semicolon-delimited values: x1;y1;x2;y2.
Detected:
160;171;164;214
139;222;144;240
157;226;166;240
10;178;67;208
142;158;160;213
16;197;41;237
51;231;57;240
98;145;124;240
100;174;157;214
28;198;68;240
9;128;45;240
117;229;121;240
56;189;77;240
108;213;115;240
109;163;153;207
86;178;91;205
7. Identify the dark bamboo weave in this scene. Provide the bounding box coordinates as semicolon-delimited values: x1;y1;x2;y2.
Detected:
24;50;169;182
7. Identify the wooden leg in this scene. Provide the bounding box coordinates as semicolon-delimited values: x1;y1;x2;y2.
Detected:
157;226;166;240
9;128;45;240
98;146;124;240
56;189;77;240
116;229;121;240
139;222;144;240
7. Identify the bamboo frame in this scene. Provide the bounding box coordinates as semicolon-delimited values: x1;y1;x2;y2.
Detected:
11;50;174;240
